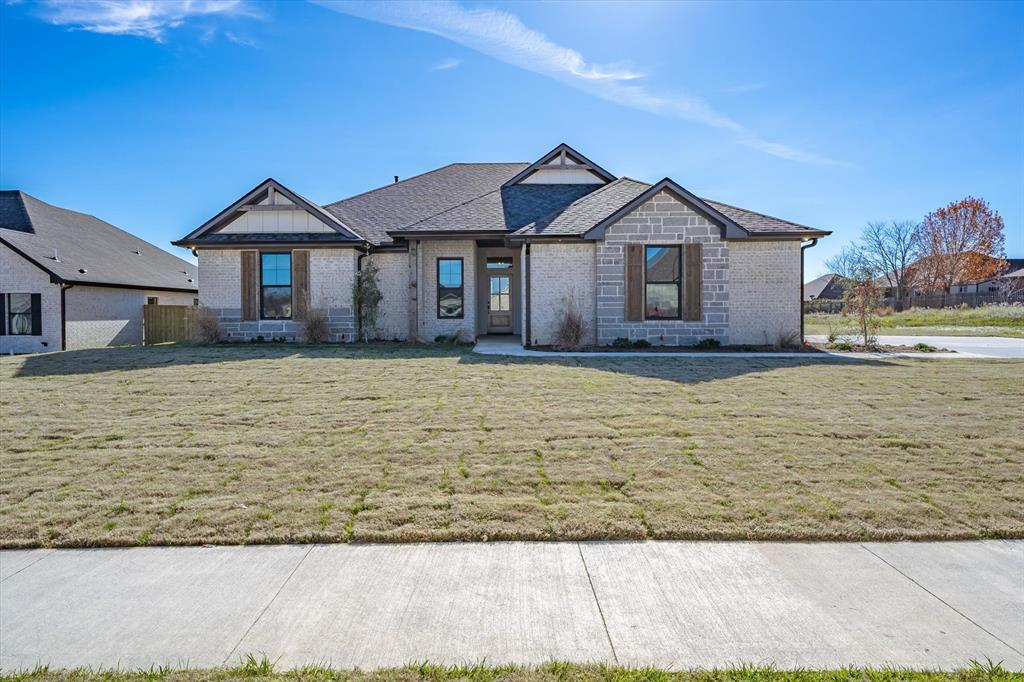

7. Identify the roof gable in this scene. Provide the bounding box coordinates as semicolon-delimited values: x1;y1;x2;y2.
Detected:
502;143;615;187
177;178;364;246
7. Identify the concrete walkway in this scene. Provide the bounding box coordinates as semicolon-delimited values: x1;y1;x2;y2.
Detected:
2;541;1021;671
473;335;1023;359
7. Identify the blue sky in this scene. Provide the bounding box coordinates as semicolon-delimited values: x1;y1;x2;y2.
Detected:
1;0;1021;277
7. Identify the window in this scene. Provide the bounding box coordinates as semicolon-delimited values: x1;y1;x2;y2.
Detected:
3;293;38;335
489;275;510;312
260;252;292;319
437;258;464;318
645;246;681;319
147;296;159;305
194;298;200;306
486;257;513;269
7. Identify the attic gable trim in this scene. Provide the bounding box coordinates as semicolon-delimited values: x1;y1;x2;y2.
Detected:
0;236;65;283
502;143;616;187
178;178;366;244
583;178;751;241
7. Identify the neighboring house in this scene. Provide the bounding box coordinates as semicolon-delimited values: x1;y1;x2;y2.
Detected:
887;255;1024;297
803;273;845;301
1;190;198;353
948;258;1024;294
173;144;830;347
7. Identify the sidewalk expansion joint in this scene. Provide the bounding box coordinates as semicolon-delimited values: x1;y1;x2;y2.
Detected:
577;542;619;665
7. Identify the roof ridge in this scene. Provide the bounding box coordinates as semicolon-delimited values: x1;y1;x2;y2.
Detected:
517;178;641;234
701;196;816;231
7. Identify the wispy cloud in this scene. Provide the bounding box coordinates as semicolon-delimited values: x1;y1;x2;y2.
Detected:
32;0;259;42
431;57;461;71
313;0;839;165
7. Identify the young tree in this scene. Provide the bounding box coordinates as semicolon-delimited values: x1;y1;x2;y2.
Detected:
861;220;921;309
826;244;882;346
914;197;1006;295
353;258;383;342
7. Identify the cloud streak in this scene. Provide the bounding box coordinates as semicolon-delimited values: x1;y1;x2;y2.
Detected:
33;0;258;42
314;0;839;165
431;57;461;71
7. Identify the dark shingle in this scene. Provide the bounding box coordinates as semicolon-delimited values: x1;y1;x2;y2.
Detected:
701;198;824;235
1;191;197;291
514;178;652;236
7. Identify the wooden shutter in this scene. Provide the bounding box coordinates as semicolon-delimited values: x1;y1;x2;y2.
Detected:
683;244;703;321
30;293;42;335
624;244;644;321
292;250;310;321
241;251;259;321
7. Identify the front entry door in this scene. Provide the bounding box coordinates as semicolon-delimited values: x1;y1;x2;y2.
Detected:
487;274;513;333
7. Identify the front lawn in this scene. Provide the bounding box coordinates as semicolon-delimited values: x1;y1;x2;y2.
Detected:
805;304;1024;338
1;345;1021;547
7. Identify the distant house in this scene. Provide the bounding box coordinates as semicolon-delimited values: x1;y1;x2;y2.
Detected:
1;191;198;353
803;273;845;301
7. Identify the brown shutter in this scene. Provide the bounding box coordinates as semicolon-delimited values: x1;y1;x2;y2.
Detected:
624;244;644;321
683;243;703;321
292;250;310;320
241;250;259;321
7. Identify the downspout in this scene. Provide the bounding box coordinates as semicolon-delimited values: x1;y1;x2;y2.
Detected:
800;238;819;342
523;243;531;347
60;283;73;351
356;247;369;343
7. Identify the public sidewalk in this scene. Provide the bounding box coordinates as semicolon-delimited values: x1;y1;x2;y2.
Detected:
2;540;1021;671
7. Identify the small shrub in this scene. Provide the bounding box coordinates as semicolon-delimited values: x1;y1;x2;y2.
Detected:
774;330;801;350
833;341;854;351
695;338;721;350
632;339;651;348
302;309;329;344
554;294;587;350
914;342;938;352
193;307;222;344
611;337;632;348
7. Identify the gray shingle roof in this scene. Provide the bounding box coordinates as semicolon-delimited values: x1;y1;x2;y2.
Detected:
514;178;651;236
1;190;198;291
803;273;845;301
324;163;530;244
702;199;824;235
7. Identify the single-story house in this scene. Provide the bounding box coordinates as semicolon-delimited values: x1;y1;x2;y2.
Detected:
1;190;198;353
803;273;845;301
173;144;830;347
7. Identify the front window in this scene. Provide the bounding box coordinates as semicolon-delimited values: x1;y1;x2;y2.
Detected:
5;293;34;335
645;246;681;319
261;252;292;319
437;258;464;318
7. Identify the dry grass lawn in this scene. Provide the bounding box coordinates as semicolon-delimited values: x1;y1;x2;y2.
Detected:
1;344;1021;548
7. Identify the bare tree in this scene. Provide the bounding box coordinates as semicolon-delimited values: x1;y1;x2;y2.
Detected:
861;220;920;309
826;245;882;345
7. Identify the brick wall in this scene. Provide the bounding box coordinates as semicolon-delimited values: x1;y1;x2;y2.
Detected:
65;286;195;349
0;244;61;353
197;248;357;342
367;251;408;341
595;190;729;346
728;240;801;345
416;239;477;342
527;242;596;346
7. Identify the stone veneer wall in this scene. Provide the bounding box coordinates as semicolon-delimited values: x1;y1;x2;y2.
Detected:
415;239;477;342
727;240;801;345
198;248;357;342
595;190;729;346
527;242;596;346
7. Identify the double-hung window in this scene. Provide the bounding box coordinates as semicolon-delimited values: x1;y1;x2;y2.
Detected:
1;293;40;335
644;246;681;319
260;253;292;319
437;258;464;318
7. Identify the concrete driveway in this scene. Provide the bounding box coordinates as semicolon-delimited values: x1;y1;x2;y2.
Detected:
2;540;1021;671
806;334;1024;358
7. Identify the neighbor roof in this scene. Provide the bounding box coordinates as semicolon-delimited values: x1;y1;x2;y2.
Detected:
804;273;845;301
1;190;198;292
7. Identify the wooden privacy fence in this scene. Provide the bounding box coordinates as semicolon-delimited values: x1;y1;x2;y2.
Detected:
143;305;197;345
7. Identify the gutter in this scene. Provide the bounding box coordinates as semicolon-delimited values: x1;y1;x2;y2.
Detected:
800;238;819;342
523;243;531;347
60;283;73;351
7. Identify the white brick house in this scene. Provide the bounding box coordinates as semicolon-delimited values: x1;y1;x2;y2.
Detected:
175;144;829;348
1;191;198;353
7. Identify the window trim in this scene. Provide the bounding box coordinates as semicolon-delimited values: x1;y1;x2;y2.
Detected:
644;245;682;321
259;251;293;320
436;257;465;319
4;293;40;336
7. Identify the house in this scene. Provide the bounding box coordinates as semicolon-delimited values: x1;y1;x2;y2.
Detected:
1;190;198;353
803;273;845;301
173;144;830;347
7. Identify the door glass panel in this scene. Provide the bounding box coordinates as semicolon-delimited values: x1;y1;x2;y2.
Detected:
489;276;510;312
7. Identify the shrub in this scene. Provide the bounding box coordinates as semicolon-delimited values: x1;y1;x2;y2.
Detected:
774;330;801;350
833;341;854;351
695;338;721;350
914;342;938;352
554;294;588;351
303;309;329;344
611;337;632;348
632;339;651;348
353;258;383;342
193;307;222;344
